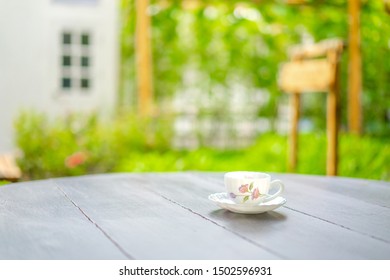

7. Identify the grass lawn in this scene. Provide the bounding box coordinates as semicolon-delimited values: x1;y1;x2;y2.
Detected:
15;119;390;182
115;133;390;181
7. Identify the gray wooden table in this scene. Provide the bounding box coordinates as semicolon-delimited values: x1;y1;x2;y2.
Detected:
1;172;390;259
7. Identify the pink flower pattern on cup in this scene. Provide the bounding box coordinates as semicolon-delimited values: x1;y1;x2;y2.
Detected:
251;188;260;200
229;182;261;203
239;184;249;193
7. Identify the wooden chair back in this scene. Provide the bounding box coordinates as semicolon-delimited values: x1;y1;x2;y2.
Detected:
278;39;344;176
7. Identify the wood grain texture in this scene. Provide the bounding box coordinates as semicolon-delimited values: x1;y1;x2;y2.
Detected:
326;50;340;176
288;93;300;172
284;175;390;208
145;173;390;259
1;172;389;260
53;175;278;260
326;77;338;176
136;0;153;117
204;173;390;241
348;0;362;134
279;59;333;93
0;180;127;259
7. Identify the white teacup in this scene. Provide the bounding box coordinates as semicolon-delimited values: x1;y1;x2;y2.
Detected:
224;171;284;204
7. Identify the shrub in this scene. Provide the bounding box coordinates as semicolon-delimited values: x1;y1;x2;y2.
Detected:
115;133;390;181
14;112;389;181
121;0;390;136
0;181;9;186
14;111;173;180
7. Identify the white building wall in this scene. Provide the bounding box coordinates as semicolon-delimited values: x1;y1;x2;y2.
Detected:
0;0;119;153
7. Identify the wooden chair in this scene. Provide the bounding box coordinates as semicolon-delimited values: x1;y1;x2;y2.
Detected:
278;39;344;176
0;154;22;182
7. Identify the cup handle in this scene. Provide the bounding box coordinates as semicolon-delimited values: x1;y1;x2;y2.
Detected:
263;180;284;202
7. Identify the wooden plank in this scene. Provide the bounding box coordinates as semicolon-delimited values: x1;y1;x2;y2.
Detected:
3;173;389;260
279;59;333;93
149;173;390;259
54;175;279;259
289;39;344;60
275;174;390;208
326;51;339;176
203;173;390;243
348;0;362;134
0;180;127;259
136;0;153;117
288;93;300;172
279;178;390;243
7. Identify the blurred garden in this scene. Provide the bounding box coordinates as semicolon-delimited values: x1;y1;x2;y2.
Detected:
8;0;390;182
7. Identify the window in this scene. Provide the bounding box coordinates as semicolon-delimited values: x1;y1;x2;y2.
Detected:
59;30;93;92
62;33;72;45
62;78;72;89
81;78;90;89
62;55;72;66
81;33;90;46
81;56;89;67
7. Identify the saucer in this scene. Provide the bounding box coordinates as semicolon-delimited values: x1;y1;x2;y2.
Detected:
208;192;286;214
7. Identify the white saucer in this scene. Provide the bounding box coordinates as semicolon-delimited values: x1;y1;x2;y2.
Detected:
208;192;286;214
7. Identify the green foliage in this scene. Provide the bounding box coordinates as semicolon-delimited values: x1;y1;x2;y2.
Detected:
0;181;9;186
360;1;390;135
15;112;389;180
14;111;173;180
338;134;390;180
121;0;390;134
14;3;390;182
115;133;390;181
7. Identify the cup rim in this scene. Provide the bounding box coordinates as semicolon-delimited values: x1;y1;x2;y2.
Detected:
224;171;270;180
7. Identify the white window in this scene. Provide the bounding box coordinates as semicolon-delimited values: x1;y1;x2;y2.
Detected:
60;31;92;93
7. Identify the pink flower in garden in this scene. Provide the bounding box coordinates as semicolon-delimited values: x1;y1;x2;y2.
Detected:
252;188;260;200
239;184;249;193
65;151;88;168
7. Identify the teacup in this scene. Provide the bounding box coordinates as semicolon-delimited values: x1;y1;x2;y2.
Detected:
224;171;284;204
